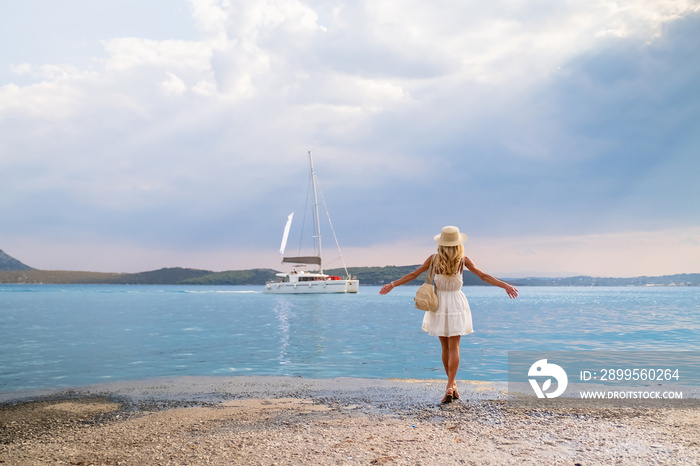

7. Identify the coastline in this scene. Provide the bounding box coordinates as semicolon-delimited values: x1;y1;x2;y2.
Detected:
2;376;698;465
2;268;699;286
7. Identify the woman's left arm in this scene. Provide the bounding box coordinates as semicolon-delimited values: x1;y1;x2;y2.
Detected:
464;256;519;298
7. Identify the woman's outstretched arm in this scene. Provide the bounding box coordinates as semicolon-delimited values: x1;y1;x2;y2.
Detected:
379;255;433;295
464;256;519;298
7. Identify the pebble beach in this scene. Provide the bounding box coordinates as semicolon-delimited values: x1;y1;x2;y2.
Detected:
1;376;699;465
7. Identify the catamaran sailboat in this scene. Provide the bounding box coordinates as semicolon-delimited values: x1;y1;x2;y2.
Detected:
264;152;359;294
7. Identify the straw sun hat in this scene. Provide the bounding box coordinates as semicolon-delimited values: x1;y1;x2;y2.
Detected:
434;226;467;246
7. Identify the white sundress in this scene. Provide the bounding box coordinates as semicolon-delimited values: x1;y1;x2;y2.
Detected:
421;261;474;337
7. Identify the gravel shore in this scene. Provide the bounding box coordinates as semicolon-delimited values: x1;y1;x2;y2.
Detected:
1;376;698;465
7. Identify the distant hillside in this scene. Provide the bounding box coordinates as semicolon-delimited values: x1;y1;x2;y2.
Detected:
0;268;205;285
0;267;279;285
116;268;212;284
0;249;33;271
181;269;279;285
0;269;123;284
0;264;697;286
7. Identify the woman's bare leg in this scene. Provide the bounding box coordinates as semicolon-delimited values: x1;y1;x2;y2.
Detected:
439;336;450;375
439;336;461;400
445;336;461;390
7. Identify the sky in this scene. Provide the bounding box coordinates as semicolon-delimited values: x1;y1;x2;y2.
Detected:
1;0;699;278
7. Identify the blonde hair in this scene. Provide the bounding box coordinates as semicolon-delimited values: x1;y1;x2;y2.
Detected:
434;244;464;276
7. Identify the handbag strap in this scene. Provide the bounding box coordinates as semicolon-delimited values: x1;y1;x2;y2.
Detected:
425;255;435;284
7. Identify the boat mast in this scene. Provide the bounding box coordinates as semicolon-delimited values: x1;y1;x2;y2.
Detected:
309;151;323;274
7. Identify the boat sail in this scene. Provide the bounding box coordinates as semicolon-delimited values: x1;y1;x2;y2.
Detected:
264;152;359;294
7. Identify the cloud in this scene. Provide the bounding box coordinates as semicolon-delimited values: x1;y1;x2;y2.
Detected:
0;0;698;275
160;72;188;95
102;38;211;72
9;63;32;75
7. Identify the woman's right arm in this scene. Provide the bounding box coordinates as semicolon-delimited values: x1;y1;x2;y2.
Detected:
379;255;433;295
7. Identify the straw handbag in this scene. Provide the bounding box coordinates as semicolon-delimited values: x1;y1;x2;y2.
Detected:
414;257;438;312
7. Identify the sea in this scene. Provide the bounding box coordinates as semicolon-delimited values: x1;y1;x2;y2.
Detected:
1;284;699;393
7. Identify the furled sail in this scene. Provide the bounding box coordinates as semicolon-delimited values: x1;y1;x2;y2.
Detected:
279;212;294;256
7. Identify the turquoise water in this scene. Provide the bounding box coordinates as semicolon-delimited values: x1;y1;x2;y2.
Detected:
1;285;698;392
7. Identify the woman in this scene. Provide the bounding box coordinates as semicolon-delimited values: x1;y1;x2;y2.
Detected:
379;226;518;403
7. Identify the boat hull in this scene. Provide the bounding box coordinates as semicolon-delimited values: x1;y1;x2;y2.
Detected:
263;279;359;294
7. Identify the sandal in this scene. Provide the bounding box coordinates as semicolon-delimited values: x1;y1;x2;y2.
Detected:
452;386;460;400
441;388;454;404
